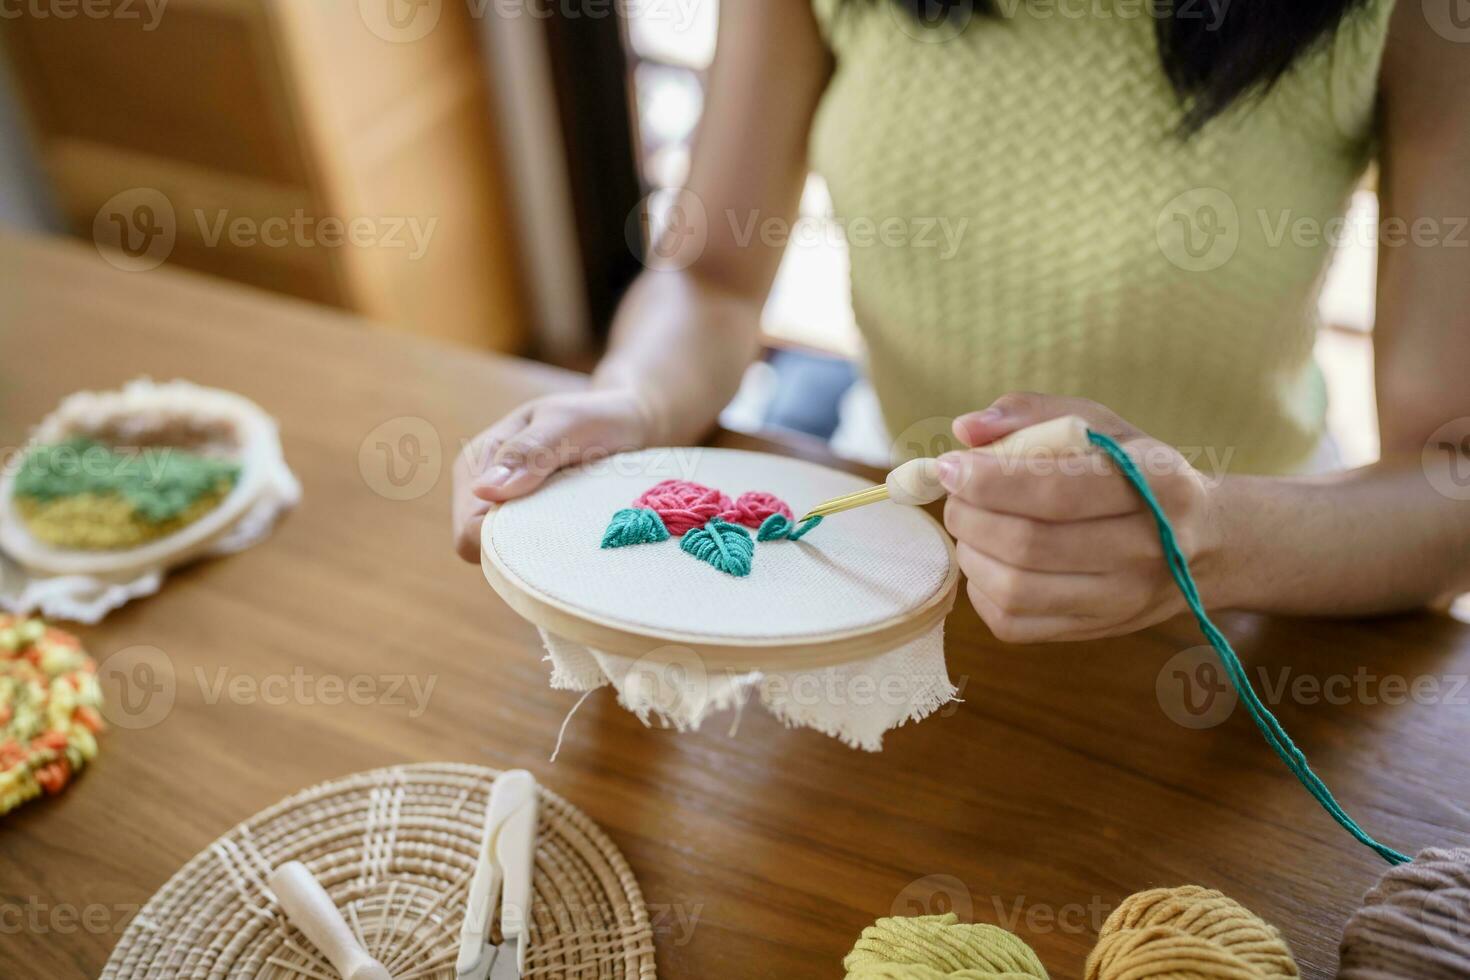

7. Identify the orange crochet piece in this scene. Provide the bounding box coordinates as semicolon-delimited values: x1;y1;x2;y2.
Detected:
0;616;104;815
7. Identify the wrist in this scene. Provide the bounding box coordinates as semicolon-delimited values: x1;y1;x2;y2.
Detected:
1191;474;1254;611
586;377;668;448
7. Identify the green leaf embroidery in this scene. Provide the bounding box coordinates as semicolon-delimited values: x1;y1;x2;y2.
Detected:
680;518;754;577
600;507;670;548
756;513;823;542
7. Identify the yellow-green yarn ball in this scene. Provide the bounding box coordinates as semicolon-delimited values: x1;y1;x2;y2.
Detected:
1086;885;1298;979
844;913;1049;980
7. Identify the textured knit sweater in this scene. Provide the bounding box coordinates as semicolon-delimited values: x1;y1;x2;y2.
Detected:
809;0;1396;473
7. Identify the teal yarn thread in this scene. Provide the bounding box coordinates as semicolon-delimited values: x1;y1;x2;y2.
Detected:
681;518;754;576
757;513;823;542
601;507;670;548
1087;429;1409;866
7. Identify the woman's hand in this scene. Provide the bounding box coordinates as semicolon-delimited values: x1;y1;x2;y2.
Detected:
451;389;652;562
938;393;1223;643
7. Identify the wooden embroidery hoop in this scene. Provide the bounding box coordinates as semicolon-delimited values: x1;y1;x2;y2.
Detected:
480;449;960;672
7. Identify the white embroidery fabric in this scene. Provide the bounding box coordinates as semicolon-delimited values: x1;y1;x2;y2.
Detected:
540;621;955;752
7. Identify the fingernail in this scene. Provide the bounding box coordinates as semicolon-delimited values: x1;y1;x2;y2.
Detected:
937;455;961;491
977;406;1005;423
477;464;517;489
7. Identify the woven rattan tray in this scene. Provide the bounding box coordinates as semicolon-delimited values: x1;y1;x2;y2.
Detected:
103;763;656;979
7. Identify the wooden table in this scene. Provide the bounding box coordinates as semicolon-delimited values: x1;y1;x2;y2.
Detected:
1;233;1467;979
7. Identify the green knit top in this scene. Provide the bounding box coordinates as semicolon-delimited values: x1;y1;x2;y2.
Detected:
809;0;1396;473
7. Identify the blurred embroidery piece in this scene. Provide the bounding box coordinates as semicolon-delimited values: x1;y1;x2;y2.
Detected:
680;519;754;577
600;507;669;549
0;379;301;624
0;615;103;815
14;437;240;551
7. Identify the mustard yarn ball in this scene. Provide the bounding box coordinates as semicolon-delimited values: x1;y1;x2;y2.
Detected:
844;913;1049;980
1085;885;1298;979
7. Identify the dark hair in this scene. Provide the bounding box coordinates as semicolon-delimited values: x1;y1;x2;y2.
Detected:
881;0;1369;131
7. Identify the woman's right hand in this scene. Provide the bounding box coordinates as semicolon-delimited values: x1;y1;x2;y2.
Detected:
451;389;653;562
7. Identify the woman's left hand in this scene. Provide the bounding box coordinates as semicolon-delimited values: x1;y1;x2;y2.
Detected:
937;393;1224;643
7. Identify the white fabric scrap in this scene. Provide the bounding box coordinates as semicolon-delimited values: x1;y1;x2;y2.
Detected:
540;619;956;752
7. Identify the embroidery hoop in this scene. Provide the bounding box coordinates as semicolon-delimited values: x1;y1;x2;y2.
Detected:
480;448;959;672
0;380;281;580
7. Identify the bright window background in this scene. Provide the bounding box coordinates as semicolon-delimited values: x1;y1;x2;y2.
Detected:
623;7;1379;463
626;2;863;358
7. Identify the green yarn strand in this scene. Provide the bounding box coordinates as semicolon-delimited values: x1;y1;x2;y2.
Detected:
681;518;754;576
757;513;823;541
600;507;669;548
1087;430;1409;865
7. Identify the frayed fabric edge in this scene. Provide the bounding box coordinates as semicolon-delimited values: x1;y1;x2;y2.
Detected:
536;619;955;751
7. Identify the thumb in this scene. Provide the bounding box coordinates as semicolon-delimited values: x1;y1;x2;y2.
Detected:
472;416;585;502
